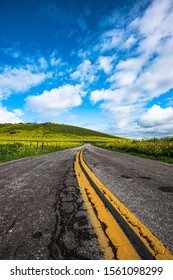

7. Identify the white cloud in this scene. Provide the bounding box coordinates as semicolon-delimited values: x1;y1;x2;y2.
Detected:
50;57;61;66
90;0;173;138
135;37;173;99
140;105;173;128
50;50;62;66
98;55;115;74
131;0;172;36
70;59;97;84
90;88;128;105
98;29;123;52
0;66;51;100
108;71;137;87
13;109;23;117
123;35;137;49
131;0;173;58
116;57;144;72
26;84;84;117
0;104;23;123
38;57;48;69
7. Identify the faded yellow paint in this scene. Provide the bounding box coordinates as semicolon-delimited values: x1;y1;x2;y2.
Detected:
79;149;173;260
75;150;141;260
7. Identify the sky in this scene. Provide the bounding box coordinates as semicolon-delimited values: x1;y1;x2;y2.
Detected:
0;0;173;139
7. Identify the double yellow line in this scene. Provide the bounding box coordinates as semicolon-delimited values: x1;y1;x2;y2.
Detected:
74;149;173;260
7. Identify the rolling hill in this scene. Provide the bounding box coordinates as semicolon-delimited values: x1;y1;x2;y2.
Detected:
0;123;119;142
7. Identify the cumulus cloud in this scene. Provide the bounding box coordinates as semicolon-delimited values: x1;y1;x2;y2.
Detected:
0;104;23;123
26;84;84;117
140;105;173;128
0;66;51;100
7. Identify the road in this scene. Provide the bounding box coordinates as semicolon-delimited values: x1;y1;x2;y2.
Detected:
0;144;172;259
82;144;173;254
0;146;103;260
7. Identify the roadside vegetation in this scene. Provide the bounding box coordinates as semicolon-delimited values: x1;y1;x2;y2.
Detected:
0;142;82;162
0;123;173;163
0;123;116;163
93;137;173;164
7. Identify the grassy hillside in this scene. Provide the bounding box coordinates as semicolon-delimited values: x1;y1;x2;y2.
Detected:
0;123;172;164
0;123;119;162
0;123;118;143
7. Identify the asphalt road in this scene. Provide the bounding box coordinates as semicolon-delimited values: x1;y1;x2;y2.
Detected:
83;144;173;253
0;146;103;260
0;144;173;259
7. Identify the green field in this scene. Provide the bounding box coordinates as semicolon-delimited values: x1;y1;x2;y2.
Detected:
0;123;117;162
0;123;173;163
0;123;117;143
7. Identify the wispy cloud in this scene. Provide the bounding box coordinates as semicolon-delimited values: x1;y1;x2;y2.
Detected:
70;59;98;85
77;15;88;32
96;29;123;53
1;47;21;58
0;66;51;100
38;2;60;23
38;57;48;69
90;0;173;138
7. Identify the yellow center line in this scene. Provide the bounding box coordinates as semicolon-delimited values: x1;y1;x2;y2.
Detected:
74;148;173;260
75;150;140;259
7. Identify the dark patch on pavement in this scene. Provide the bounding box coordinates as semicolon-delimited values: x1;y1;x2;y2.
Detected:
121;175;132;179
158;186;173;193
33;232;43;238
139;176;152;180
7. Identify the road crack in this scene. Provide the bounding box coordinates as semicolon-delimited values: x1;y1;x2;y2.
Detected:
48;160;99;259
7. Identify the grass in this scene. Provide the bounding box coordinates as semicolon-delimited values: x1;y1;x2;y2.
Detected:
0;142;82;163
93;137;173;164
0;123;173;164
0;123;117;143
0;123;117;162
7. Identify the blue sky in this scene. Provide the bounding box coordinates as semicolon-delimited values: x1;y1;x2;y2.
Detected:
0;0;173;138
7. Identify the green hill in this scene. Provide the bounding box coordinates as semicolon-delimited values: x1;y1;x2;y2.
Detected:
0;123;119;143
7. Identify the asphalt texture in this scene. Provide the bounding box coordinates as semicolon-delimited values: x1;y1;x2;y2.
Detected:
0;146;103;260
0;144;173;259
83;144;173;253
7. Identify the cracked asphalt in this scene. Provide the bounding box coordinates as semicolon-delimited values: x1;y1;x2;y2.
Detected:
0;144;173;259
0;146;103;260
